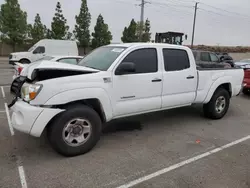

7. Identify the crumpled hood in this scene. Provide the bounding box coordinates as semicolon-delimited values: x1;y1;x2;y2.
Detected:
21;60;99;80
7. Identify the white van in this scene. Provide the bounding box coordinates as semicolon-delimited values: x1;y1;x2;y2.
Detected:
9;39;78;65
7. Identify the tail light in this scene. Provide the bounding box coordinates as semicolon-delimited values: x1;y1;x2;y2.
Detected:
18;67;23;74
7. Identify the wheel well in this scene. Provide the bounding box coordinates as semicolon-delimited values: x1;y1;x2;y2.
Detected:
19;58;31;63
55;99;106;123
217;83;232;97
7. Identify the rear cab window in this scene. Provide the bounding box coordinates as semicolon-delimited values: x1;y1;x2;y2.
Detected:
162;49;190;71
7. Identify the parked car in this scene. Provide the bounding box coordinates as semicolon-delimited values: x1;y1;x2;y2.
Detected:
235;59;250;95
192;50;232;68
13;55;83;80
234;59;250;68
9;39;78;65
9;43;244;157
242;68;250;95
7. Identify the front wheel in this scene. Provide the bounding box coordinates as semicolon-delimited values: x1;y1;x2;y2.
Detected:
47;105;102;157
203;88;230;119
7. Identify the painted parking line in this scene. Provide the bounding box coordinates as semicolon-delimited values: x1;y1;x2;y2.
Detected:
0;110;5;113
0;85;10;87
17;156;28;188
4;103;14;136
116;135;250;188
4;102;28;187
1;86;5;98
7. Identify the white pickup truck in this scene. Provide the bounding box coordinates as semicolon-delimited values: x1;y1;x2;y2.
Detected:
9;43;244;156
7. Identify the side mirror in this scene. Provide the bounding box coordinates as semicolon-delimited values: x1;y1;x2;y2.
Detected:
116;62;135;75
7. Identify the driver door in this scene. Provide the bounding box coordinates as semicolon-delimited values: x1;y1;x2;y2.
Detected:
112;48;163;117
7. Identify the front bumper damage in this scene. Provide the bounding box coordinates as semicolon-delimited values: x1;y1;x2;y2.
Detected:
9;76;64;137
11;100;63;137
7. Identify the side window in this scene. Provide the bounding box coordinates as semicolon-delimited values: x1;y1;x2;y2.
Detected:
163;49;190;71
210;53;219;62
33;46;45;54
200;52;211;61
120;48;157;74
58;58;78;65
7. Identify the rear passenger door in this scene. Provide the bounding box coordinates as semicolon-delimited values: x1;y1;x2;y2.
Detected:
161;49;197;108
112;48;163;117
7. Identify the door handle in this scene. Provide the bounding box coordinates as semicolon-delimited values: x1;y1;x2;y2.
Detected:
186;76;194;79
152;78;162;82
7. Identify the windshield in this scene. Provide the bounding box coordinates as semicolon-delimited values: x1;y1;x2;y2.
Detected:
78;46;126;71
28;45;36;52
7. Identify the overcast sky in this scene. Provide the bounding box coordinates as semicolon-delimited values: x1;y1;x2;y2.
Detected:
1;0;250;46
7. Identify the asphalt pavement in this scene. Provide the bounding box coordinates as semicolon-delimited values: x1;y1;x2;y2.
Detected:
0;59;250;188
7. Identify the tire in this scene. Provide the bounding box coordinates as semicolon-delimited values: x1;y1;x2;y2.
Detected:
47;105;102;157
19;59;30;64
242;88;250;95
203;88;230;119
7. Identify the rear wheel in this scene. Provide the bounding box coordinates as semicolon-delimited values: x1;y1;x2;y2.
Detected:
203;88;230;119
47;105;102;157
242;88;250;95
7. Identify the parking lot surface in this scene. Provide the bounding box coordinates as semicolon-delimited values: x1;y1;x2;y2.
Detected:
0;59;250;188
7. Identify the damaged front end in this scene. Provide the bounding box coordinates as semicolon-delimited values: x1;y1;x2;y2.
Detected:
9;67;98;108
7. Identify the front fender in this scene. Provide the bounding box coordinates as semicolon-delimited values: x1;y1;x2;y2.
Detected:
44;88;113;121
203;76;232;103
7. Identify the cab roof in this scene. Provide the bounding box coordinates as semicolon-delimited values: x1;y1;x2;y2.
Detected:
107;43;190;50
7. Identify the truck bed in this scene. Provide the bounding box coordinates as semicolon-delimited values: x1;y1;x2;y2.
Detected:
195;68;244;103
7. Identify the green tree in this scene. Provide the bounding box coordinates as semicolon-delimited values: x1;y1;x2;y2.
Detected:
26;24;33;39
91;14;112;48
121;19;138;43
65;31;73;40
29;14;47;43
46;29;53;39
141;19;151;42
74;0;91;54
51;2;69;39
0;0;27;51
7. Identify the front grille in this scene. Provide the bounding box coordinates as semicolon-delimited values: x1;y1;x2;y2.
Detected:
10;76;27;97
9;54;12;59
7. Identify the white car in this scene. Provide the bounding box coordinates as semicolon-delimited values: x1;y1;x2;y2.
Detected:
9;43;244;157
13;55;83;80
234;59;250;68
